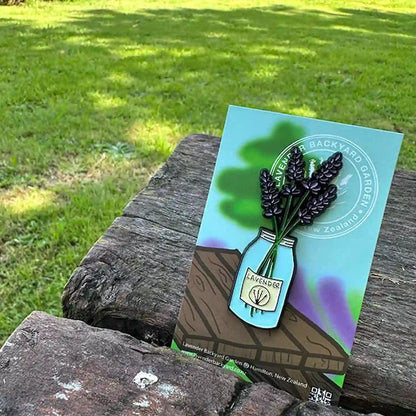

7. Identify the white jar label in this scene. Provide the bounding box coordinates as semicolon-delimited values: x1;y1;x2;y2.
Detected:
239;268;282;312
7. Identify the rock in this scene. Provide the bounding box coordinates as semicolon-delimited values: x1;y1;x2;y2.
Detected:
62;134;416;414
0;311;243;416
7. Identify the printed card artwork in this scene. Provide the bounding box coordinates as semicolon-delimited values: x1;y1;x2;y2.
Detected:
171;106;403;405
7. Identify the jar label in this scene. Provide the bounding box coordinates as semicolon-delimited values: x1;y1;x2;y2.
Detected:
240;268;282;312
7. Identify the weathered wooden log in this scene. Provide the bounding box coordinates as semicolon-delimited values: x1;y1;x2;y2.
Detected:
229;383;298;416
62;134;416;415
0;312;385;416
0;311;243;416
229;382;383;416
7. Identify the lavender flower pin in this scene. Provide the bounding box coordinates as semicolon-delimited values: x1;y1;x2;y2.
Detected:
229;146;343;329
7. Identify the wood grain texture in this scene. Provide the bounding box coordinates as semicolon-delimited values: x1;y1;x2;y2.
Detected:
0;312;243;416
62;134;217;345
229;383;298;416
62;134;416;415
230;383;381;416
174;246;347;402
0;313;385;416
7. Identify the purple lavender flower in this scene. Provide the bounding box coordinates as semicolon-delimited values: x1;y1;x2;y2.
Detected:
257;147;343;281
259;147;342;242
304;184;338;220
281;183;302;197
298;208;313;225
259;169;283;219
313;152;343;185
302;178;321;194
285;146;305;182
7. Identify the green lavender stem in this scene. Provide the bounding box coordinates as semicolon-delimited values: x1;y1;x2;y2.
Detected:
280;195;292;237
257;237;277;276
272;216;279;238
258;197;302;278
280;218;300;241
257;193;300;277
257;249;271;275
270;241;278;276
279;191;310;238
265;250;274;277
257;215;279;276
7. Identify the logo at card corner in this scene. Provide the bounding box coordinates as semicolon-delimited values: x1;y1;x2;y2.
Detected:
272;134;379;239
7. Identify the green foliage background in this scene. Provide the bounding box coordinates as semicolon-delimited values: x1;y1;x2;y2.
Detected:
216;121;305;229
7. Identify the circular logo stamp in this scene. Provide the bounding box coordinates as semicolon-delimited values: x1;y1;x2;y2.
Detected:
248;285;271;306
271;134;378;239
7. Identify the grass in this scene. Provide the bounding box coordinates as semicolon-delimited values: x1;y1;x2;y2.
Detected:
0;0;415;344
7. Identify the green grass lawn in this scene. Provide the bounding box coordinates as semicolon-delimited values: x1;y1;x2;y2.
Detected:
0;0;415;343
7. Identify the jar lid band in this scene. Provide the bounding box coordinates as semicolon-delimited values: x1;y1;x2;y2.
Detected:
259;228;295;247
259;228;276;243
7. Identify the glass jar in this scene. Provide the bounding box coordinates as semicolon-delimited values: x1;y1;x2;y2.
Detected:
228;227;296;329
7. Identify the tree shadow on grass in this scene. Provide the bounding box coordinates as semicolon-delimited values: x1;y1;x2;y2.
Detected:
1;4;415;183
0;3;415;348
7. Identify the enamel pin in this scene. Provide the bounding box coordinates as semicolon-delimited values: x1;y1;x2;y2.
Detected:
229;146;343;329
